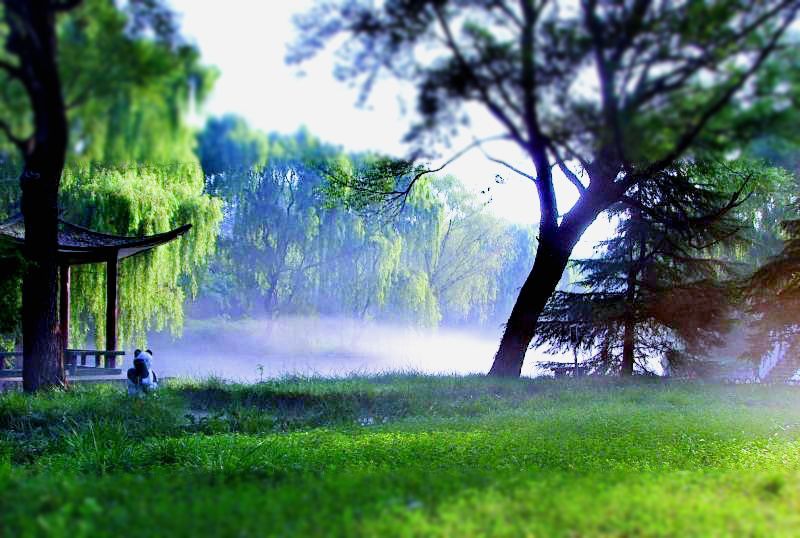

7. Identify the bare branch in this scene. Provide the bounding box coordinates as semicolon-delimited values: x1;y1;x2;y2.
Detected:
330;134;513;219
474;138;536;182
394;136;511;196
549;144;586;194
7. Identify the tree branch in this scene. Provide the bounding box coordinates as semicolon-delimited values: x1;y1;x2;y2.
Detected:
336;135;512;218
432;4;529;150
519;0;560;228
50;0;83;12
391;136;510;201
626;0;798;112
474;138;536;182
0;118;26;152
628;6;798;188
490;1;523;29
582;0;627;166
549;144;586;194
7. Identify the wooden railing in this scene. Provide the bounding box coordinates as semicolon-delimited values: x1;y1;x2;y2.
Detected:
0;349;125;377
547;364;589;378
0;352;20;371
65;349;125;370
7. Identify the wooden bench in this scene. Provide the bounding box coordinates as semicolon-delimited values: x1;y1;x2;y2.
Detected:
549;364;589;378
0;349;125;378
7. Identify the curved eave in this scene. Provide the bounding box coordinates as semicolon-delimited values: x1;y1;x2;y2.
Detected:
0;216;192;266
60;224;193;265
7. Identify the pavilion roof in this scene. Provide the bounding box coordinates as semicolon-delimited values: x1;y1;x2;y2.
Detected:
0;215;191;265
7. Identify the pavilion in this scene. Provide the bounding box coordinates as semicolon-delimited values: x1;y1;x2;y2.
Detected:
0;215;190;370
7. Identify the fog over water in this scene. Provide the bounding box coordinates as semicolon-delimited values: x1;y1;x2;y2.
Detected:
147;317;567;381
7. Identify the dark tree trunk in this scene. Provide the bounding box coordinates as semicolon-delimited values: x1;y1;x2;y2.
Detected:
5;1;76;391
21;149;66;391
621;205;644;378
488;179;614;378
621;314;635;377
488;229;572;377
620;259;637;377
20;140;67;391
21;229;63;391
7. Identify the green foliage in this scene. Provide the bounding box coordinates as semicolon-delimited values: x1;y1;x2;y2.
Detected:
0;240;22;349
292;0;798;376
746;198;800;363
0;0;222;349
60;0;215;165
198;121;533;327
291;0;797;186
4;378;800;536
197;115;270;177
319;154;428;215
736;89;800;364
0;0;217;162
59;163;221;348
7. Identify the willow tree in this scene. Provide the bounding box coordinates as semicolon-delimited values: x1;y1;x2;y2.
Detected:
57;0;216;164
60;163;221;349
0;0;221;365
52;0;221;349
197;119;531;327
292;0;800;377
200;128;439;324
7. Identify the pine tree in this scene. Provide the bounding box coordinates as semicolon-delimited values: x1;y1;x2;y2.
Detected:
746;203;800;363
535;163;749;377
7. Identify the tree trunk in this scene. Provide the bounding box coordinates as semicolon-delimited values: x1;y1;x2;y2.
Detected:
6;1;74;391
21;144;67;392
21;222;63;391
620;262;637;377
488;231;572;377
487;181;614;378
621;204;643;378
21;150;66;391
621;314;635;377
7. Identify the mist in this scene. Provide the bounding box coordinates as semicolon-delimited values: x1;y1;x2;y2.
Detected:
147;316;563;381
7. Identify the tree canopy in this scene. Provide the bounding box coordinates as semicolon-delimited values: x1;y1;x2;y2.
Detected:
292;0;800;376
0;0;221;352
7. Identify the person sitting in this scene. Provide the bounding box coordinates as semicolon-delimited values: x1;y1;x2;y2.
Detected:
127;349;158;395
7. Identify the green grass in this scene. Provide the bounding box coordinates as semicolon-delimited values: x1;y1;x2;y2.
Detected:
2;375;800;537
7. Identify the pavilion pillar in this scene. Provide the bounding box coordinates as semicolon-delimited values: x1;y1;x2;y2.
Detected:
106;255;119;367
59;264;70;350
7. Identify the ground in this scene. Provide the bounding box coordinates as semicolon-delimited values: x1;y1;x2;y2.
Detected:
2;376;800;537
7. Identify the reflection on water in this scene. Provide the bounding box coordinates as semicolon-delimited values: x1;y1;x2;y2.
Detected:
146;317;567;381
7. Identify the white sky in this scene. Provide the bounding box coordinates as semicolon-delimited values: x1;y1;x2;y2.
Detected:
168;0;611;257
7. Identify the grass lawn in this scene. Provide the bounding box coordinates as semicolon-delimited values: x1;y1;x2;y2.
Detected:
2;376;800;537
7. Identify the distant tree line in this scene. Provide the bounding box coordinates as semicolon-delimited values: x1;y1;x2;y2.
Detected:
197;116;538;328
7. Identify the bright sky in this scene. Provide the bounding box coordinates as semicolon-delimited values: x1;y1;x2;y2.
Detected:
168;0;612;257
